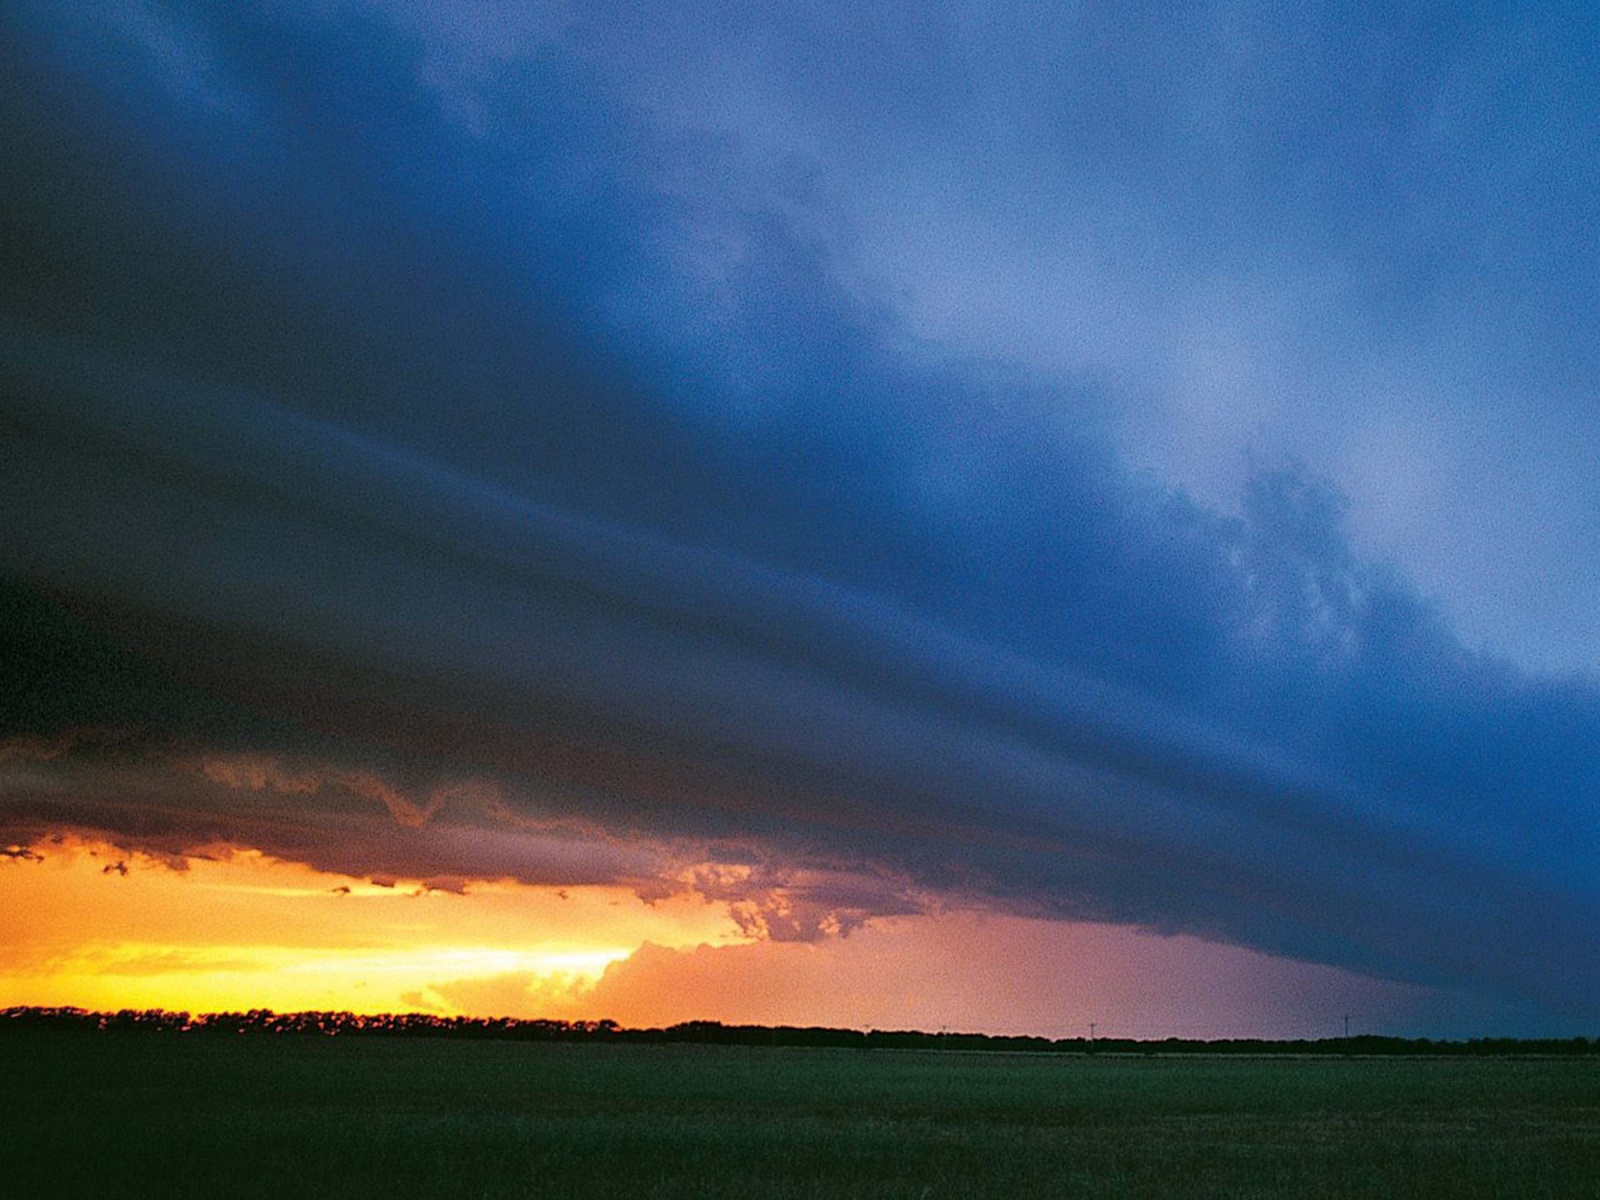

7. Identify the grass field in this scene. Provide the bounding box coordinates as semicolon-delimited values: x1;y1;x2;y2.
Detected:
6;1033;1600;1198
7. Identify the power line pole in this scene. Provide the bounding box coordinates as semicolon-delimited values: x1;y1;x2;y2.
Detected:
1343;1013;1350;1039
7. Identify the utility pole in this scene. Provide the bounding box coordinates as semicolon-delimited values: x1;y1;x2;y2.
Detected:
1089;1021;1096;1043
1343;1013;1350;1039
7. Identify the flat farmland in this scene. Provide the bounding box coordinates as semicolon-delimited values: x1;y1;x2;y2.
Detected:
6;1034;1599;1198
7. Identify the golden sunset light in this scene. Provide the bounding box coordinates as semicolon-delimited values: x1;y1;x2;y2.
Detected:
0;837;743;1016
3;833;1465;1040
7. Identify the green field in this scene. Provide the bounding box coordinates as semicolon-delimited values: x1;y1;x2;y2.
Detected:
7;1034;1600;1198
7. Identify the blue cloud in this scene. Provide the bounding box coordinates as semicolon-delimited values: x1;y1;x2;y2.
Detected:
2;1;1597;1025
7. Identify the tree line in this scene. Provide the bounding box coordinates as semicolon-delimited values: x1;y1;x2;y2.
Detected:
3;1006;1595;1055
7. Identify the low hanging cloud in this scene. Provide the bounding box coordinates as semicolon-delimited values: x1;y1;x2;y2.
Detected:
2;1;1598;1027
0;734;925;939
0;737;683;893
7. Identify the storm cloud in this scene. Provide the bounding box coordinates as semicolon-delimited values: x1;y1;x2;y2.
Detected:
3;1;1598;1024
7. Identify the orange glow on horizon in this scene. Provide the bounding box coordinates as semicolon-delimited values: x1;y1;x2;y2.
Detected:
3;836;1444;1039
0;836;742;1016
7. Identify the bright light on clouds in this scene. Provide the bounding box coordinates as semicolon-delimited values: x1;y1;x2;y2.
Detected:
0;838;736;1015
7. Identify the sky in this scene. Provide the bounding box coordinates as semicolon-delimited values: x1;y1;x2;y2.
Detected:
1;1;1597;1039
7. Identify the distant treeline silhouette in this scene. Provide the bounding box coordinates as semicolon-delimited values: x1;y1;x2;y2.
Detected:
4;1007;1594;1055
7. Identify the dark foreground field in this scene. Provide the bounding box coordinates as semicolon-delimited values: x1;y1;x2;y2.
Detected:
7;1034;1599;1198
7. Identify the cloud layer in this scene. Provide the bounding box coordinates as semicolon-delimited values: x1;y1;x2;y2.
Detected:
2;2;1598;1026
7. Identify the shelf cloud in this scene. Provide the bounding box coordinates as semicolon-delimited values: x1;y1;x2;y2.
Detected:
3;1;1597;1027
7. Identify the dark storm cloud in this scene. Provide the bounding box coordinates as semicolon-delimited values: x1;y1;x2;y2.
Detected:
2;2;1597;1019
